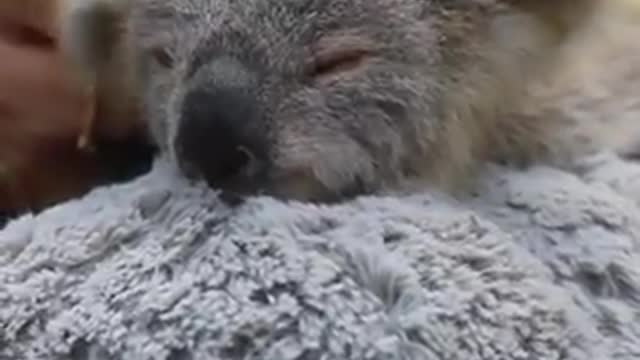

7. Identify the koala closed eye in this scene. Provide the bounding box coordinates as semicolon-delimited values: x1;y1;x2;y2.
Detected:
307;48;370;80
305;34;375;83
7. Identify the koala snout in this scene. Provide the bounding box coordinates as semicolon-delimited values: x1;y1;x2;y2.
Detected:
173;84;268;189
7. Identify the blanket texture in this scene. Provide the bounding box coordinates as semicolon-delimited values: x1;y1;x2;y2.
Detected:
1;152;640;360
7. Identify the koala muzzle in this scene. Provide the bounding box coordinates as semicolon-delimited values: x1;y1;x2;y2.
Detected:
174;79;267;189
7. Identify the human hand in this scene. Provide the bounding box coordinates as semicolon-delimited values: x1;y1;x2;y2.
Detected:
0;1;148;213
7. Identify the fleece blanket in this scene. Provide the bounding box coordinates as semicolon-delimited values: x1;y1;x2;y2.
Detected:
1;152;639;360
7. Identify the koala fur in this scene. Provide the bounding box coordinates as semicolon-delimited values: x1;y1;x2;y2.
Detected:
511;1;640;164
59;0;638;203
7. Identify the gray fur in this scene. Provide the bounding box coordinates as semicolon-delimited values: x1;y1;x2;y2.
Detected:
2;151;640;359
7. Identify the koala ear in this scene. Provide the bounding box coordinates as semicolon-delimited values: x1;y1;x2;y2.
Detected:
504;0;598;35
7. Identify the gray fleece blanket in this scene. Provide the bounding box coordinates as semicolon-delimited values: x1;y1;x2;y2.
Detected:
1;152;639;360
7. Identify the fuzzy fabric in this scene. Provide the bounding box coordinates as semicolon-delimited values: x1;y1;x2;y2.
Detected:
1;152;639;360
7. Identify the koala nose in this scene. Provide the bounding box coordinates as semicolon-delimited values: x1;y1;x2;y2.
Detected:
174;85;266;185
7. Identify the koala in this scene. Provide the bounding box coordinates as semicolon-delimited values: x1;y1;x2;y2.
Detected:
60;0;631;203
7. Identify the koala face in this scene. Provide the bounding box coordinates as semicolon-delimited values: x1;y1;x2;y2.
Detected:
139;0;585;202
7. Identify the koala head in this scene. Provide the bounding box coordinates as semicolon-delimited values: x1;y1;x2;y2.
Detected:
139;0;595;202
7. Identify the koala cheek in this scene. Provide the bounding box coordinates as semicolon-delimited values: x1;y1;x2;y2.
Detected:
271;136;377;201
